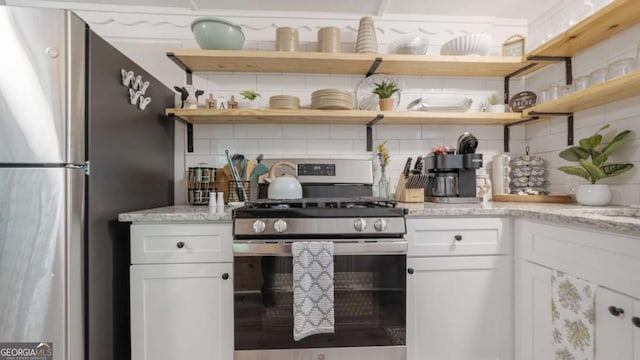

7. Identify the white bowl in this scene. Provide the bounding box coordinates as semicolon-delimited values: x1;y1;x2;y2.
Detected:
440;34;491;56
388;35;429;55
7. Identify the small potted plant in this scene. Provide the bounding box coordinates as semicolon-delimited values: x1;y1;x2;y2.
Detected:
372;81;399;111
487;93;505;112
239;90;261;109
558;124;633;205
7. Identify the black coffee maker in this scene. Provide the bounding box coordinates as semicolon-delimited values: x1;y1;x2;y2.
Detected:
424;132;483;203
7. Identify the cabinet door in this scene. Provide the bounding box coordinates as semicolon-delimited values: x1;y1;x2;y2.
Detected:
515;261;553;360
407;256;513;360
131;263;233;360
595;287;634;360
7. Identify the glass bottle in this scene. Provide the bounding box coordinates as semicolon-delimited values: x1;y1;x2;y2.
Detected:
378;166;390;198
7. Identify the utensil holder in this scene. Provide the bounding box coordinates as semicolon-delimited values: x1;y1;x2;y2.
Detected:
394;174;425;203
228;180;250;203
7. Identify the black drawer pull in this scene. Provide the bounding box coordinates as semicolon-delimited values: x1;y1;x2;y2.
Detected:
176;241;185;249
407;268;414;275
221;273;229;280
632;317;640;328
608;306;624;317
454;235;462;241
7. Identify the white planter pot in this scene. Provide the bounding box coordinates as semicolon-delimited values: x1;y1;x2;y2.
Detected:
490;104;506;113
576;184;611;206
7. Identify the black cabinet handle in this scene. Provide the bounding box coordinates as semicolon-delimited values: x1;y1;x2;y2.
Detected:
632;317;640;328
454;235;462;241
407;268;414;275
221;273;229;280
608;306;624;317
176;241;185;249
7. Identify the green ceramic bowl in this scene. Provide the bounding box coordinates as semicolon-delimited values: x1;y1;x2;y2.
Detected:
191;17;245;50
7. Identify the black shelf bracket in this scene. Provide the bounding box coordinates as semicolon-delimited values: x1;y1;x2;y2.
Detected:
366;57;383;77
527;56;573;85
504;62;539;104
167;52;193;85
366;114;384;151
528;111;575;146
503;116;540;153
168;112;194;153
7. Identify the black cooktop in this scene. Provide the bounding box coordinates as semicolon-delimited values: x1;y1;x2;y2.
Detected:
233;197;406;218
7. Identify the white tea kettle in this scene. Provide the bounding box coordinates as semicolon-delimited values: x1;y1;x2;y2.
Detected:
267;161;303;199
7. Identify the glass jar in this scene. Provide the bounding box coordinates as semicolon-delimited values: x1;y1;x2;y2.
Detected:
589;67;608;86
607;58;636;80
378;167;390;198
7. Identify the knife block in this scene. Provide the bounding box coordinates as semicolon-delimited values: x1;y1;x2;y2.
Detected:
394;175;424;203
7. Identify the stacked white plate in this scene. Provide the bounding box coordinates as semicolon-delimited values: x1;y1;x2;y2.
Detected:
311;89;353;110
269;95;300;109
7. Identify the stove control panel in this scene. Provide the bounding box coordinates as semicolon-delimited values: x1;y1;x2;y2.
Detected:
354;218;367;232
297;163;335;176
374;218;388;232
252;220;266;233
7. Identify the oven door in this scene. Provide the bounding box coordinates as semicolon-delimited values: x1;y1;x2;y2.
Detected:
233;241;407;351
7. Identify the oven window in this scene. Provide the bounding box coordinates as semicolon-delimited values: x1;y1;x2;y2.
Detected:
234;255;406;350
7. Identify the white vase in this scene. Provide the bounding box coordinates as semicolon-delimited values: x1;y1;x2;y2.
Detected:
576;184;611;206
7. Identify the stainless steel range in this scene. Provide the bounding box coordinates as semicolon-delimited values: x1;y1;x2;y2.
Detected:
232;160;408;360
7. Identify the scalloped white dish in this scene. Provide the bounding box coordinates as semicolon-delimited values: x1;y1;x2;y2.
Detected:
440;34;491;56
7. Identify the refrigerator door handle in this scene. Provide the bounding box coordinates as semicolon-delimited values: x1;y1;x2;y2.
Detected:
65;161;90;175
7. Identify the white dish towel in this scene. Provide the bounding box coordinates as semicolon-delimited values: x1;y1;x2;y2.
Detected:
292;241;335;341
551;270;597;360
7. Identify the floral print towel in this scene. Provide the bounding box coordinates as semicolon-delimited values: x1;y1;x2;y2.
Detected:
551;271;596;360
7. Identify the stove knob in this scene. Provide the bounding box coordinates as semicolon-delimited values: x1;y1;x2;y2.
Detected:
354;218;367;232
252;220;266;233
374;218;388;232
274;219;287;233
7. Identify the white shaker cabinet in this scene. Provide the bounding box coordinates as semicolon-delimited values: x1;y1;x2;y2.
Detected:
406;218;514;360
515;219;640;360
130;223;234;360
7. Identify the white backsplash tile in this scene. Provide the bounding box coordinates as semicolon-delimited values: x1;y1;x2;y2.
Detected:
283;124;331;139
330;124;366;139
234;124;283;139
307;140;355;154
210;139;260;155
376;125;423;140
192;139;211;154
259;139;307;155
193;124;234;139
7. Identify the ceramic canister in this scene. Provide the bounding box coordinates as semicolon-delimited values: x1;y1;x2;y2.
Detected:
275;27;299;52
318;27;341;53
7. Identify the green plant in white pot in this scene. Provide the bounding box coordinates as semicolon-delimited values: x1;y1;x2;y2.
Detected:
239;90;261;109
558;124;634;205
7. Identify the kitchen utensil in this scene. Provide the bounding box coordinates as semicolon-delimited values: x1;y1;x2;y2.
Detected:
403;157;412;178
225;149;245;201
440;33;491;56
239;158;249;179
191;17;245;50
267;161;303;199
244;159;257;181
414;156;423;173
356;75;401;111
456;132;478;154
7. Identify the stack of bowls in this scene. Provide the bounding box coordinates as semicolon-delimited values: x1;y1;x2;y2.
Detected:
440;33;492;56
318;27;341;53
269;95;300;109
311;89;353;110
355;16;378;53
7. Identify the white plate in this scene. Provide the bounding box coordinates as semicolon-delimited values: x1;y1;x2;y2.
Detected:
355;75;401;111
228;201;245;208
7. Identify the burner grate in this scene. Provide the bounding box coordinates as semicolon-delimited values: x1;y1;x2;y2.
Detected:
244;196;397;209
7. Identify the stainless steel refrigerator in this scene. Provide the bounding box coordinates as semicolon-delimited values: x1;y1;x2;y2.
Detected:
0;5;174;360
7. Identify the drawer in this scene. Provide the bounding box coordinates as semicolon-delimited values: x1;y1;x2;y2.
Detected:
407;217;512;256
516;219;640;299
131;224;233;264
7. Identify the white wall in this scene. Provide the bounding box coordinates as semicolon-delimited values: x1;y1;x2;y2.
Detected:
526;0;640;205
68;7;528;204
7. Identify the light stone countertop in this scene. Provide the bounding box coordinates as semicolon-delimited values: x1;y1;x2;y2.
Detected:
119;202;640;236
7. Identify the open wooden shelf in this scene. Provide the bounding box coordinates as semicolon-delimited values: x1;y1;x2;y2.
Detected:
526;69;640;115
166;108;529;126
167;49;537;77
527;0;640;58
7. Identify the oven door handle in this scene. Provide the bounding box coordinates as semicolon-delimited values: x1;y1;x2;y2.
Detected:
233;240;407;256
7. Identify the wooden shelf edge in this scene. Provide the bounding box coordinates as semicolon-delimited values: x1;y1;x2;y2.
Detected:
166;108;529;125
525;69;640;115
526;0;640;58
